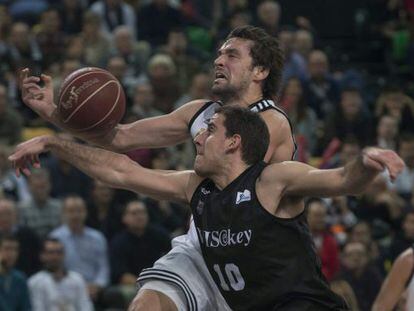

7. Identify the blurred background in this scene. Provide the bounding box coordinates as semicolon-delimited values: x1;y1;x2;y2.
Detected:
0;0;413;310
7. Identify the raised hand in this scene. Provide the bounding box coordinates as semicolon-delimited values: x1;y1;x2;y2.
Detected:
20;68;57;121
8;135;52;177
362;147;405;182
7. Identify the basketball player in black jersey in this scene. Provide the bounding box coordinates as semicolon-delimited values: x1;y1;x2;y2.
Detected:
10;106;404;310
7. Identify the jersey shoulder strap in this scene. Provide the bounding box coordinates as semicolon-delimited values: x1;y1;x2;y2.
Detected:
249;99;297;160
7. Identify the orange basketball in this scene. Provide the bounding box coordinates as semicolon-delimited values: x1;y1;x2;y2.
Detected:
58;67;125;133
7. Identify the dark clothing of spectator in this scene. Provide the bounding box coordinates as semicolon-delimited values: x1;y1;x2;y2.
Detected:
388;233;414;262
0;107;23;145
144;198;186;233
339;266;382;311
0;268;31;311
138;3;184;47
58;5;84;35
109;226;170;284
304;76;340;120
43;157;92;200
11;226;41;277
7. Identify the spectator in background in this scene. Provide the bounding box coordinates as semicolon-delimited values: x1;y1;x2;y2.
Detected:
160;28;202;91
255;0;281;37
280;77;318;158
324;88;373;149
106;55;137;105
111;26;151;78
304;50;340;120
146;53;181;113
375;86;414;134
0;145;30;204
0;235;31;311
129;81;161;120
174;71;211;109
19;168;62;238
86;180;123;239
138;0;184;47
388;210;414;262
7;22;42;74
29;238;93;311
0;199;41;277
330;279;360;311
393;133;414;197
375;115;399;151
294;29;314;60
90;0;136;38
339;241;383;311
0;83;22;145
50;195;109;303
307;198;340;281
57;0;84;35
80;11;111;67
109;200;170;286
279;27;308;82
35;8;65;69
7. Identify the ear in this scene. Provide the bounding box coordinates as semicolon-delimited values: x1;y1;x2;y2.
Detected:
253;66;269;82
225;134;242;153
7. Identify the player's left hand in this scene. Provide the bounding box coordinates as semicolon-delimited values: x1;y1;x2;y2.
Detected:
8;135;53;177
362;147;405;182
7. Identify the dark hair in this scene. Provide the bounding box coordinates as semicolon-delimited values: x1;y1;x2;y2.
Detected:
41;237;63;252
215;105;269;165
226;25;284;99
0;234;18;248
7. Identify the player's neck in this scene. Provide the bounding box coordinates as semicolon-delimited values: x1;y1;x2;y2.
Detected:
227;93;264;107
212;160;249;190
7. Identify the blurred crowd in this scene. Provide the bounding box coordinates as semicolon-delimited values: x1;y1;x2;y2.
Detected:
0;0;414;310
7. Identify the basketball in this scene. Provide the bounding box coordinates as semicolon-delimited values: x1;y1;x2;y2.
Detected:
57;67;125;133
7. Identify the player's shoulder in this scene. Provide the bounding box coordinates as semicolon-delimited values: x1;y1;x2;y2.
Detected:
259;161;292;184
173;98;216;122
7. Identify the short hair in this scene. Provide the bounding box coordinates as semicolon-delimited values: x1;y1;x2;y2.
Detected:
0;234;18;248
215;106;269;165
227;25;284;99
41;237;63;252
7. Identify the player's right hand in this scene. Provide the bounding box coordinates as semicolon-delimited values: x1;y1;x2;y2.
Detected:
20;68;57;121
8;135;52;177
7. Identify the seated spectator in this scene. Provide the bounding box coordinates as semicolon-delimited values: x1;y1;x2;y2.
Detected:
255;0;281;37
19;168;62;238
80;11;111;67
304;50;340;120
294;29;314;60
137;0;184;47
29;238;93;311
339;241;383;311
0;198;41;276
86;180;123;240
279;27;308;83
324;87;373;148
0;234;31;311
375;115;399;151
129;81;162;120
106;56;137;105
90;0;136;38
375;86;414;134
0;83;22;145
307;198;340;281
393;134;414;197
50;195;109;302
111;26;151;78
387;210;414;262
0;144;30;203
109;200;170;285
330;279;359;311
174;72;211;110
146;53;181;114
57;0;84;35
34;8;65;68
280;77;318;158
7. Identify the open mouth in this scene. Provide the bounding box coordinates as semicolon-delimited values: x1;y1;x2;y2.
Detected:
214;72;227;82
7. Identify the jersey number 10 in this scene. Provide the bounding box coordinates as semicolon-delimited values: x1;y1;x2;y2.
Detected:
213;263;245;291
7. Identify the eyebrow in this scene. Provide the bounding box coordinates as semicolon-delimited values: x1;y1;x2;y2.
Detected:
217;48;240;56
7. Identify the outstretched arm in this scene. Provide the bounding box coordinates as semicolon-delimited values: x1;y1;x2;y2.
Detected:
260;147;405;198
9;136;202;203
372;248;413;311
20;69;206;152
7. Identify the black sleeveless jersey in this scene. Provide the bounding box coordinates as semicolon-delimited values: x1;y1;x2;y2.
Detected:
190;162;349;311
188;98;297;160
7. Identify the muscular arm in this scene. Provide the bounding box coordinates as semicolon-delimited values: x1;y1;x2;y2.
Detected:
55;99;206;152
10;136;203;203
260;148;404;199
261;111;295;163
372;248;413;311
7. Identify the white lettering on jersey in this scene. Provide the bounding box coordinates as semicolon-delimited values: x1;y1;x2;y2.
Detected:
236;190;251;204
197;228;252;247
